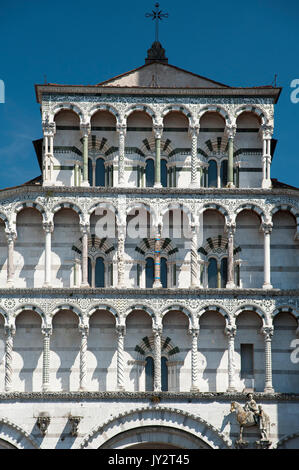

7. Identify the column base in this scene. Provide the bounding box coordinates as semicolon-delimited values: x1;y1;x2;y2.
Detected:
190;386;200;392
226;182;235;189
154;183;162;189
6;280;14;288
42;385;50;393
117;284;127;289
262;179;272;189
226;282;236;289
263;283;273;290
43;283;52;288
227;386;237;393
80;181;90;188
153;281;162;288
189;182;199;189
81;283;90;288
264;386;274;394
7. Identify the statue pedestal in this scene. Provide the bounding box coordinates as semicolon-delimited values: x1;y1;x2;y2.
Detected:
255;440;272;449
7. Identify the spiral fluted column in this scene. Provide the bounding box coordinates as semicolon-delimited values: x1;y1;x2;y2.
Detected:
262;326;274;393
190;226;199;288
225;325;237;392
153;326;162;392
42;327;52;392
5;326;15;392
190;328;200;391
116;325;126;390
189;126;199;187
79;326;89;391
6;231;16;286
117;124;126;187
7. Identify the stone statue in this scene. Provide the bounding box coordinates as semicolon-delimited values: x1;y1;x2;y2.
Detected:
231;397;271;448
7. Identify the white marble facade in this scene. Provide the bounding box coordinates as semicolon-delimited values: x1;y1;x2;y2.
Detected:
0;55;298;449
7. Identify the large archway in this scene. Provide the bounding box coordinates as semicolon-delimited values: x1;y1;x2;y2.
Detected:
80;407;231;449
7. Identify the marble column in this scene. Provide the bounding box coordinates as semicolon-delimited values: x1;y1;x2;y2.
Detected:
153;228;162;288
42;327;52;392
117;227;126;288
154;126;163;188
190;226;199;288
79;325;89;391
116;325;126;390
189;126;199;187
43;222;53;287
189;328;200;391
4;325;15;392
80;224;90;287
117;124;126;187
225;325;237;392
42;118;56;185
262;222;273;289
80;124;90;187
261;126;273;189
226;126;236;188
153;326;162;392
6;231;16;286
261;326;274;393
226;223;236;288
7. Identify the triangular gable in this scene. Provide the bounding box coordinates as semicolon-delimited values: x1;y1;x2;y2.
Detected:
96;62;230;88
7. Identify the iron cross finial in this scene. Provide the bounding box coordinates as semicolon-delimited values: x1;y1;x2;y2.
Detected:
145;3;169;43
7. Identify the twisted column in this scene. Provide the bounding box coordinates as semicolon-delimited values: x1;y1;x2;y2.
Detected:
153;326;162;392
262;326;274;393
261;125;273;189
80;224;90;287
225;126;236;188
6;231;16;286
226;223;236;288
225;325;237;392
117;124;126;187
117;227;126;288
190;226;199;288
42;327;52;392
262;222;273;289
80;123;90;187
116;325;126;390
4;326;15;392
189;328;200;391
189;126;199;187
43;222;53;287
153;228;162;288
79;325;89;391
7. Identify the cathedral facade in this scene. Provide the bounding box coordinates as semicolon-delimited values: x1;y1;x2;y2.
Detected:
0;43;298;449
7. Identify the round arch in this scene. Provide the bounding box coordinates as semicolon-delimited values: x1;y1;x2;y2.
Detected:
234;105;268;126
52;202;83;217
0;418;39;449
15;202;45;217
200;203;228;219
0;307;8;325
272;305;299;322
235;203;265;221
160;203;194;227
89;104;120;122
124;104;157;123
271;204;299;219
87;304;119;324
234;305;267;325
124;304;156;324
198;305;230;324
51;304;83;323
161;105;194;126
51;103;84;123
198;106;230;125
14;305;46;327
161;305;194;329
79;406;232;449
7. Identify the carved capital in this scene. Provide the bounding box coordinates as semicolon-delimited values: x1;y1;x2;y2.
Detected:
225;125;237;139
43;222;54;234
116;123;127;137
116;324;126;337
41;326;52;337
188;126;200;138
261;326;274;340
261;222;273;235
153;125;163;139
225;325;236;339
80;223;90;235
80;123;91;137
37;413;51;436
5;231;17;243
261;124;274;140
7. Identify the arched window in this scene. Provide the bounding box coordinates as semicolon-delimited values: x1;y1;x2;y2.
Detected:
145;356;154;391
96;158;105;187
95;257;105;287
88;158;93;186
161;257;167;288
208;257;218;288
208;160;217;188
220;257;228;288
220;160;228;187
88;257;92;286
146;257;154;288
145;158;155;187
161;356;168;391
161;159;167;188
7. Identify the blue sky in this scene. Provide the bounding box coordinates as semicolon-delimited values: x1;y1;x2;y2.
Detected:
0;0;299;189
